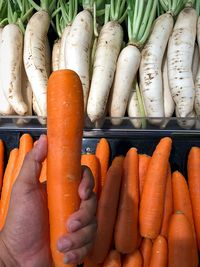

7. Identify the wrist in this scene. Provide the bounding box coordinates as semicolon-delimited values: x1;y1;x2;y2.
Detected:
0;233;18;267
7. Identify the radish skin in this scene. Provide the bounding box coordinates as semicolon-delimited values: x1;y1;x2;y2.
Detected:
1;24;27;115
24;10;50;117
59;26;71;69
109;45;141;124
140;13;173;124
0;27;14;115
87;21;123;122
195;17;200;116
163;54;175;118
192;43;199;81
65;10;93;110
52;39;61;71
127;89;142;128
168;7;197;118
45;37;51;76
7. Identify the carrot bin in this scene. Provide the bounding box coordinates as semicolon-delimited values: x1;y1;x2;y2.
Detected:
47;70;84;267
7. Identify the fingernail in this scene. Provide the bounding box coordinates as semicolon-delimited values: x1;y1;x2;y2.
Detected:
57;238;72;251
68;220;82;232
64;252;77;264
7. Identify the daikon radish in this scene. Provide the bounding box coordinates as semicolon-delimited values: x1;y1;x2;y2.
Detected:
192;43;199;81
52;39;61;71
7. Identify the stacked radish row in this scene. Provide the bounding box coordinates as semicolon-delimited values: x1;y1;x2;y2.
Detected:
0;0;200;128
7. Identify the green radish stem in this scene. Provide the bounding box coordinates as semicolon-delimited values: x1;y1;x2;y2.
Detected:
136;82;147;129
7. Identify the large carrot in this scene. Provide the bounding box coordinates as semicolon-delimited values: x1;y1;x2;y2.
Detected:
90;156;124;264
47;70;84;267
81;153;100;197
103;250;121;267
172;170;199;266
160;165;173;238
168;212;198;267
114;147;139;253
138;154;151;197
139;238;152;267
0;140;4;194
95;138;110;194
187;146;200;250
0;133;33;229
139;137;172;239
123;250;143;267
39;158;47;183
0;148;18;229
149;235;168;267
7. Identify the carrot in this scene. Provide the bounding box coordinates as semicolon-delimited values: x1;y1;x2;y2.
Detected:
149;235;168;267
160;165;173;238
47;70;84;267
0;148;18;229
0;140;4;194
139;137;172;239
90;156;124;264
39;158;47;183
81;153;100;197
95;138;110;194
123;250;143;267
187;146;200;250
138;154;151;197
139;238;152;267
0;133;33;230
103;250;121;267
172;170;199;266
114;147;139;253
168;212;197;267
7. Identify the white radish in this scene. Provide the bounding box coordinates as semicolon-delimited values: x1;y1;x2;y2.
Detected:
1;24;27;115
87;21;123;122
109;45;141;124
0;27;14;115
140;13;174;124
192;43;199;81
65;10;93;110
24;10;50;117
59;26;71;69
45;37;51;76
195;17;200;116
167;7;197;118
52;39;61;71
163;54;175;118
127;89;141;129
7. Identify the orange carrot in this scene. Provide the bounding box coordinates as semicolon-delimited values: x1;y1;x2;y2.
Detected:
172;170;199;266
123;250;143;267
168;212;197;267
0;140;4;194
0;133;33;230
114;147;139;253
138;154;151;197
39;158;47;183
95;138;110;194
139;137;172;239
90;156;124;264
187;147;200;250
139;238;152;267
160;165;173;238
0;148;18;229
103;250;121;267
149;235;168;267
47;70;84;267
81;153;100;197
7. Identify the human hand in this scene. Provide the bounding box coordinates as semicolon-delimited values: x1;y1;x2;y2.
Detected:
0;135;97;267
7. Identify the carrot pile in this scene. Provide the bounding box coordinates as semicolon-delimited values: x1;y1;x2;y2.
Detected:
0;133;199;266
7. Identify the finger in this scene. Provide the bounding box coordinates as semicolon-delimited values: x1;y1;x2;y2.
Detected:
57;219;97;253
67;192;97;232
63;242;93;265
16;135;47;187
78;166;94;200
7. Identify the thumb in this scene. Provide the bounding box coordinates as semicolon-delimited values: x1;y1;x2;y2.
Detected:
14;135;47;191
